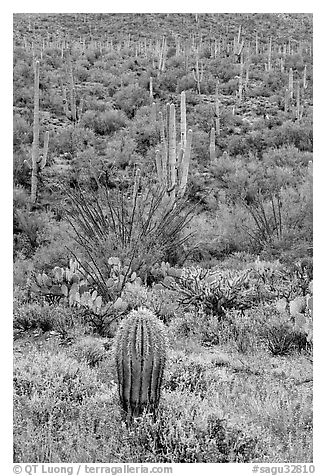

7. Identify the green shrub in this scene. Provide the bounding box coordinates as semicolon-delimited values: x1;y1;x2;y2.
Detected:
114;84;149;118
256;306;311;355
80;110;128;136
14;303;54;332
126;393;262;463
71;336;108;367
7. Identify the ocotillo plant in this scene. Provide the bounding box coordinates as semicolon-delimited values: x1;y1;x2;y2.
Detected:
114;307;167;420
155;91;193;204
31;61;50;203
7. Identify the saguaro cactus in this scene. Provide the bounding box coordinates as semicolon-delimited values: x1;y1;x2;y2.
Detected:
114;307;167;419
31;61;49;203
267;37;272;71
62;61;81;124
156;91;193;204
149;76;153;100
209;127;216;164
157;36;167;76
238;59;244;102
215;79;221;136
192;57;204;94
303;65;308;90
288;67;294;99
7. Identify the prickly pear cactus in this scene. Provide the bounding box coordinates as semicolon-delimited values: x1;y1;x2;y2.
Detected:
30;258;129;315
114;307;167;419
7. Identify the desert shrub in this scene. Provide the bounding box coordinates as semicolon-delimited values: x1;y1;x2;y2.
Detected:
130;106;160;155
261;145;312;169
215;59;238;82
170;307;260;351
104;132;141;169
164;354;212;396
265;119;313;152
13;114;33;147
74;64;90;82
13;85;33;108
13;147;32;188
71;336;108;367
50;125;98;158
113;84;149;118
80;110;128;136
31;227;75;272
253;306;311;355
177;74;197;93
190;129;211;164
14;209;52;259
220;78;238;95
13;256;35;304
188;103;215;133
121;282;179;324
127;393;262;463
156;69;180;93
13;303;55;332
262;71;287;92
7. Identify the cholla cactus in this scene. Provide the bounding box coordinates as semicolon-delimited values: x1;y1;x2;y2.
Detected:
114;307;167;419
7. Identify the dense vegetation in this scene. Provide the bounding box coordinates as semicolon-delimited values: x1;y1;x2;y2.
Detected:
13;13;313;463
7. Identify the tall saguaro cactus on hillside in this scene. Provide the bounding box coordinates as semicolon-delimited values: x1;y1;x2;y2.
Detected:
31;61;49;204
114;307;167;420
155;91;193;206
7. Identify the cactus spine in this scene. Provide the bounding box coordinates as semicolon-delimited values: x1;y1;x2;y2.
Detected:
114;307;167;419
31;61;49;203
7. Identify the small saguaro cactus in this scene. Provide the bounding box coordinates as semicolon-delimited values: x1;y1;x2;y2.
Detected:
192;56;204;94
31;60;50;203
215;79;221;136
209;127;216;164
157;36;167;76
62;60;83;124
288;67;294;99
114;307;167;420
